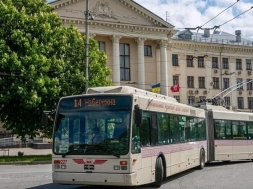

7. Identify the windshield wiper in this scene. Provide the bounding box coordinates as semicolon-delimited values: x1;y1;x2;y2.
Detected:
113;154;120;158
62;148;76;158
62;144;100;158
62;144;88;158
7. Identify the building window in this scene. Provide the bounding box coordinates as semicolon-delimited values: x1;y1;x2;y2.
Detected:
174;96;180;102
212;57;218;68
247;79;253;90
120;43;130;81
237;78;243;90
98;41;106;52
224;97;230;107
198;56;204;68
236;59;242;70
144;45;152;56
187;55;193;67
172;54;178;66
198;77;205;88
188;96;195;105
173;75;179;85
223;78;230;89
222;58;229;69
213;77;219;89
187;76;194;88
246;59;252;70
237;97;244;109
248;97;253;109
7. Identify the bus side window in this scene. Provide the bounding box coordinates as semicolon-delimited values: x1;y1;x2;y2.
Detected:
140;118;151;146
150;113;158;145
247;122;253;140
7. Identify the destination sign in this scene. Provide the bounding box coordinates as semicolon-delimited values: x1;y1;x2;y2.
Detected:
59;95;132;111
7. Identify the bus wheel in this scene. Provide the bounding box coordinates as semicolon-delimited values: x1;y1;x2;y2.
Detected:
198;149;205;170
152;157;164;187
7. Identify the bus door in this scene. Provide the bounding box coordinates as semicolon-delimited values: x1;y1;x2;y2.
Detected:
131;111;152;183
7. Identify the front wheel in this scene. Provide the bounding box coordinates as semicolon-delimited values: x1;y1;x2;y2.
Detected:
198;149;205;170
152;157;164;187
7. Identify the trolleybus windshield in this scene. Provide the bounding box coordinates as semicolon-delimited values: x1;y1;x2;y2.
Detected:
53;95;132;157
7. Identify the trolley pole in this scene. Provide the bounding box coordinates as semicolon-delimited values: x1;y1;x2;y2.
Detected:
85;0;89;93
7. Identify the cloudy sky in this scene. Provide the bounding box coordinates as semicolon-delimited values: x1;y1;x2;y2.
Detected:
133;0;253;39
47;0;253;39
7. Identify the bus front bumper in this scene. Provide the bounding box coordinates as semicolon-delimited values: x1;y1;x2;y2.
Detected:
52;171;138;186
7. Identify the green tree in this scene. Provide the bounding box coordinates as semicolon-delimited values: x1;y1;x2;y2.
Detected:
0;0;112;140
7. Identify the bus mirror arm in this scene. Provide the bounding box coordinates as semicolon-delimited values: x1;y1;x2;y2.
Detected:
134;105;143;127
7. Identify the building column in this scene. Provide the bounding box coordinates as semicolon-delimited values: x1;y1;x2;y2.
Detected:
136;38;146;90
160;40;169;96
111;35;122;86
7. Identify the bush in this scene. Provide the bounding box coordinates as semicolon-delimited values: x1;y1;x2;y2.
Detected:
18;151;24;157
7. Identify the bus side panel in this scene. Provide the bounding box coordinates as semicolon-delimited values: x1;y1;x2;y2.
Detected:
215;140;233;160
232;140;249;160
164;151;171;177
248;140;253;159
140;154;153;184
180;143;196;171
170;147;181;175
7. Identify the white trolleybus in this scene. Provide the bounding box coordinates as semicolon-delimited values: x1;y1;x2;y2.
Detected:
44;86;207;187
42;86;253;187
201;103;253;162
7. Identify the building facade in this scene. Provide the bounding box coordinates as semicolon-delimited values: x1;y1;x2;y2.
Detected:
50;0;253;111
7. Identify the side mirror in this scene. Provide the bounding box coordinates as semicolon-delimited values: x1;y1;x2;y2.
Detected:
134;105;143;127
41;111;51;128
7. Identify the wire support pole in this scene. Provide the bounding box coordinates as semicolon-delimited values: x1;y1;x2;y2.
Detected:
85;0;89;93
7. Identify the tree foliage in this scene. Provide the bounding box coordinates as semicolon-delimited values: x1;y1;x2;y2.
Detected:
0;0;112;140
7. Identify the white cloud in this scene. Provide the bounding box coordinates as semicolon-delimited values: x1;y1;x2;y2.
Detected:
134;0;253;40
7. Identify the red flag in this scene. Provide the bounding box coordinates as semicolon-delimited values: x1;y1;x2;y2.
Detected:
170;84;180;92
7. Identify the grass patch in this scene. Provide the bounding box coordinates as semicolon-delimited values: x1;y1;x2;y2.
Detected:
0;154;52;163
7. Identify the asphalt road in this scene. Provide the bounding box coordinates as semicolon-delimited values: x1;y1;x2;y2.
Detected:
1;161;253;189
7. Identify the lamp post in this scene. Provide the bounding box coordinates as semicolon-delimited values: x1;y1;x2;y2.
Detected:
85;0;89;93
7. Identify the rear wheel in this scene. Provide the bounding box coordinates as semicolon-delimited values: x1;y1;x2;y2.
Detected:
198;149;205;170
152;157;164;187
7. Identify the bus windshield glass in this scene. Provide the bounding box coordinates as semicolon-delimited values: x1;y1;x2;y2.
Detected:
53;95;132;156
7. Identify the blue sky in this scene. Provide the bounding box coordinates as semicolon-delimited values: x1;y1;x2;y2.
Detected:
47;0;253;39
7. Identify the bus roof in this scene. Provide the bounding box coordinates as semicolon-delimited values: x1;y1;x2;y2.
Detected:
87;86;178;103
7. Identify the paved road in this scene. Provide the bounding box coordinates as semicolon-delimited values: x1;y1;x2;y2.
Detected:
1;160;253;189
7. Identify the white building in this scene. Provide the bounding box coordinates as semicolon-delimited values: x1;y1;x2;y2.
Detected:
51;0;253;111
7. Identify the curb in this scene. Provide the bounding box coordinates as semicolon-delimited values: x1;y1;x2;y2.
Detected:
0;161;52;165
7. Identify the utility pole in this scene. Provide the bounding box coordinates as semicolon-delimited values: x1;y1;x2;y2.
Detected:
85;0;89;93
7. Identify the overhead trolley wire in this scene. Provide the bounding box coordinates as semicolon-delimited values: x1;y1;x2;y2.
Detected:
200;0;240;28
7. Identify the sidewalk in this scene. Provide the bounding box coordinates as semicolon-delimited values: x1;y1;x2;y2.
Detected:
3;147;52;156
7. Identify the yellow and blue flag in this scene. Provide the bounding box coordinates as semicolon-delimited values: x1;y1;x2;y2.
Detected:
151;83;160;93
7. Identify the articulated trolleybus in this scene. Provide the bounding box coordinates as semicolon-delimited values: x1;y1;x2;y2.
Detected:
44;86;208;187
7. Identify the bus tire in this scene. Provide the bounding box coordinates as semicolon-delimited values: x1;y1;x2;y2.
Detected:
198;149;205;170
152;157;164;187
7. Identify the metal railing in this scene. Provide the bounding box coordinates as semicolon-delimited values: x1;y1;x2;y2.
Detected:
0;137;22;147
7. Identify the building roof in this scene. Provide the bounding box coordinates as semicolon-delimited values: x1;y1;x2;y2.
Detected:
173;29;253;47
